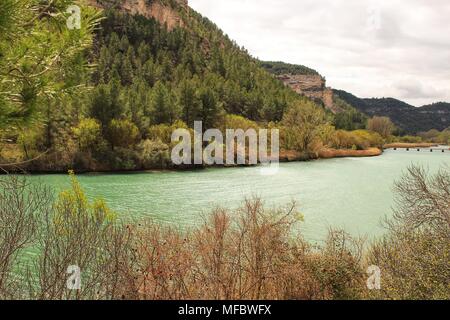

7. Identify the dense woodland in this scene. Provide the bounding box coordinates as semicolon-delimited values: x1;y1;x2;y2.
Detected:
0;2;392;172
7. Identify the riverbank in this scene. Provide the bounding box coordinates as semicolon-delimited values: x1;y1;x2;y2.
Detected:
318;147;382;159
279;148;382;161
1;147;384;174
383;143;439;149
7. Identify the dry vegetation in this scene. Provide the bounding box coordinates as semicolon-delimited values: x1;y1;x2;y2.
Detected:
0;166;448;300
383;143;439;149
318;148;382;159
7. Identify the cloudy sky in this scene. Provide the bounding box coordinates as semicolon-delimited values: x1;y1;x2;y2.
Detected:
189;0;450;106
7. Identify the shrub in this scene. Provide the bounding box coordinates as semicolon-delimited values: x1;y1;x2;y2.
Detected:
16;126;46;160
367;165;450;300
398;135;423;143
222;114;259;131
72;118;104;152
147;120;189;145
330;130;383;150
107;119;140;150
281;101;328;154
367;116;395;138
137;139;171;169
126;198;365;300
0;173;133;299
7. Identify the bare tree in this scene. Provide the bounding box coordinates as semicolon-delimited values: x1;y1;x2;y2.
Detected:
368;165;450;300
392;165;450;236
367;116;395;138
0;175;52;299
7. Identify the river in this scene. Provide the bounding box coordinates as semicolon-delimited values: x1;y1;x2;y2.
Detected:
27;148;449;242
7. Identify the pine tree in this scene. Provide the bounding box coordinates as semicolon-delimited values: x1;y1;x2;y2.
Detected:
177;79;201;126
151;81;177;124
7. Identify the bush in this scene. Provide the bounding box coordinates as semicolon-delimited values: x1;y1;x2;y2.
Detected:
330;130;383;150
107;119;140;150
367;116;395;138
105;147;140;171
1;167;448;300
398;135;423;143
125;198;365;300
137;139;171;169
367;165;450;300
281;101;328;154
72;118;105;152
0;173;133;299
17;127;46;159
222;114;259;131
146;120;189;145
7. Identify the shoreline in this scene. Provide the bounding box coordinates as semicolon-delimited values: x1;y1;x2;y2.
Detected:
0;148;384;175
317;147;382;159
383;143;441;149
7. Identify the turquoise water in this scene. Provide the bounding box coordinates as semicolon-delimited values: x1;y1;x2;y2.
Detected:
28;149;449;242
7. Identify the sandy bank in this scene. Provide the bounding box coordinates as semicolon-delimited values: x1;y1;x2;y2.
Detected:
383;143;439;149
279;148;382;161
318;148;382;159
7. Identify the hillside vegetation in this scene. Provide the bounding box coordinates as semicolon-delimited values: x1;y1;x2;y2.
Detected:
0;0;383;172
334;90;450;134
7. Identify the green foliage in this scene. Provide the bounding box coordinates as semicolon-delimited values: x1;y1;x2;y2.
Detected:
17;126;46;159
333;97;367;131
417;128;450;144
396;135;423;143
107;119;140;149
150;81;178;124
90;79;124;130
222;114;259;131
0;0;101;128
72;118;104;152
329;130;383;150
261;61;319;76
147;120;189;145
281;101;329;153
137;139;171;169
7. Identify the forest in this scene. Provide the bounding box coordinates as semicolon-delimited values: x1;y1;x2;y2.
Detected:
1;1;398;172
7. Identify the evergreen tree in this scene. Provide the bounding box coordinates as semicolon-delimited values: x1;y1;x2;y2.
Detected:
151;81;177;124
177;79;201;126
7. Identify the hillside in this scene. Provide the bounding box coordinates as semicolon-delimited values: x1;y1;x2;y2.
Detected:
261;61;340;114
1;0;317;172
334;90;450;134
261;58;450;134
85;0;308;124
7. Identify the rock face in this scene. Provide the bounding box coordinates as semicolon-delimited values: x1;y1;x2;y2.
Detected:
88;0;187;30
276;74;340;113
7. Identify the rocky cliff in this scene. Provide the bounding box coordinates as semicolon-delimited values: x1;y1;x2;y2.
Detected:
88;0;188;30
276;74;340;113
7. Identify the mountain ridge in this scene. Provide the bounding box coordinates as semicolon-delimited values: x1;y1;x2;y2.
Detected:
333;89;450;134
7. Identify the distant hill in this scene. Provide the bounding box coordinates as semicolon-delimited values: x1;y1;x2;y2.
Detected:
261;59;450;134
334;90;450;134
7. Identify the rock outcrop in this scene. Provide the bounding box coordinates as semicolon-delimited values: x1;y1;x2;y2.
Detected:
276;74;341;113
87;0;188;30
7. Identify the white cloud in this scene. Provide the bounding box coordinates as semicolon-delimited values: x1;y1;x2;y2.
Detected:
189;0;450;106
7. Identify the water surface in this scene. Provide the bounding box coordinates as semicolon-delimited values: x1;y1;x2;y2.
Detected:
29;149;449;242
